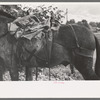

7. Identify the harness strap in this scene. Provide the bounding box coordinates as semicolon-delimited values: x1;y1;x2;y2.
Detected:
23;47;48;62
69;24;80;48
74;48;94;58
69;24;94;58
24;48;36;62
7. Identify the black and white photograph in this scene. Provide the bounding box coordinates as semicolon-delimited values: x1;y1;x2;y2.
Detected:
0;2;100;81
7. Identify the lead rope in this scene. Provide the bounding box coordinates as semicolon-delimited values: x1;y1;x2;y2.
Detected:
49;30;54;80
45;31;51;80
48;30;53;80
11;38;14;80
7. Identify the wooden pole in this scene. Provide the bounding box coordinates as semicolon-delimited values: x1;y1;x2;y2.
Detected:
66;8;68;24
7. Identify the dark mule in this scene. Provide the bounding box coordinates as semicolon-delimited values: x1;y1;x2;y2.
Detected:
18;23;100;80
0;10;18;81
16;37;39;81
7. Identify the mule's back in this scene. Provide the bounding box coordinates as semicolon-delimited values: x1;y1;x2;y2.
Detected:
58;24;96;51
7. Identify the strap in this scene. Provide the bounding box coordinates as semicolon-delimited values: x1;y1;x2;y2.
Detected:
69;24;80;48
74;47;94;58
69;24;94;58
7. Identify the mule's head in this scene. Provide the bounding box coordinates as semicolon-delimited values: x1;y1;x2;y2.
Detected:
0;10;15;23
0;10;16;36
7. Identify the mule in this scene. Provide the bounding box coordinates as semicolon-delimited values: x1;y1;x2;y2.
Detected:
18;22;100;80
0;10;18;81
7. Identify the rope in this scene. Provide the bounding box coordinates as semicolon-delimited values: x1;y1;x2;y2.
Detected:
45;31;51;80
49;30;54;80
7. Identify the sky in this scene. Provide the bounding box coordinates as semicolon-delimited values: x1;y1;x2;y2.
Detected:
2;2;100;23
20;2;100;23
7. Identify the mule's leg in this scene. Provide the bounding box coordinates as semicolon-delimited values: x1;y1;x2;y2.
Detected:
95;60;100;77
0;65;3;81
69;64;75;77
74;54;99;80
26;67;33;81
35;66;38;81
9;55;19;81
70;64;75;74
0;58;6;81
9;66;19;81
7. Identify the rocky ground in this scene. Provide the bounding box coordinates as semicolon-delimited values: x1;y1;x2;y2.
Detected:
3;64;84;81
35;65;84;81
